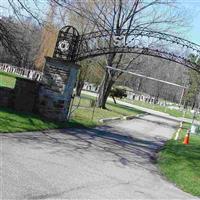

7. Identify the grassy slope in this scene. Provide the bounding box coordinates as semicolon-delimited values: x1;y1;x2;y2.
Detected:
0;107;83;133
0;94;143;133
123;98;200;121
72;95;144;126
0;72;144;132
0;71;199;121
158;123;200;196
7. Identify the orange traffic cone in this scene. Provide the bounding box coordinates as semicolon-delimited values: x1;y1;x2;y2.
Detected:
183;129;190;145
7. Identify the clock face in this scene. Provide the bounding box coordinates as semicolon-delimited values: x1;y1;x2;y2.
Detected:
58;40;69;53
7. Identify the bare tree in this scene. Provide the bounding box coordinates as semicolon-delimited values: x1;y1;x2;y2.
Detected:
5;0;188;108
56;0;186;108
0;17;41;68
118;56;188;103
0;17;22;64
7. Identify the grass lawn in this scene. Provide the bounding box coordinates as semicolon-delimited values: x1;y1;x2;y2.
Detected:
0;95;143;133
0;107;84;133
123;98;200;121
71;94;144;126
158;123;200;196
0;72;144;132
1;71;199;121
0;71;16;88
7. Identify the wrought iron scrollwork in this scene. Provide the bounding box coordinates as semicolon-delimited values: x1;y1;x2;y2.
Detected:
54;26;200;73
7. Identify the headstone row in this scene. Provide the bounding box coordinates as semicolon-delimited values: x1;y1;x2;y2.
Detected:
0;63;43;81
83;82;99;92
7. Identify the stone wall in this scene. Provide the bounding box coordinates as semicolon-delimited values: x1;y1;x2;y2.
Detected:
14;78;40;113
42;58;70;93
0;78;39;113
0;58;80;122
0;87;14;108
37;86;66;121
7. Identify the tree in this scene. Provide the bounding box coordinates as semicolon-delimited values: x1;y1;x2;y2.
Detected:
75;60;90;96
0;17;41;68
67;3;96;96
6;0;188;107
58;0;187;108
116;56;187;103
34;2;58;70
110;87;127;104
184;55;200;108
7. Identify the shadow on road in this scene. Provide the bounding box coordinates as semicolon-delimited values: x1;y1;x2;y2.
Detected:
2;125;168;173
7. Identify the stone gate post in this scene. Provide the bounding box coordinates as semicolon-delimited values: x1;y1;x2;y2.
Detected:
37;57;80;122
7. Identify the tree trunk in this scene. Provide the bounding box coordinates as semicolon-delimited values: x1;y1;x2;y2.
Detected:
111;96;117;104
96;71;114;109
137;78;142;91
76;79;85;96
96;52;118;108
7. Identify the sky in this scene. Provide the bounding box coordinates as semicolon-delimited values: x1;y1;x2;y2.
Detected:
180;1;200;44
0;0;199;44
190;15;200;44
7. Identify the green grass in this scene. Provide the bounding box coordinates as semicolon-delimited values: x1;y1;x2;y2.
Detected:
0;71;17;88
123;98;200;121
0;107;85;133
1;71;199;121
0;72;144;132
71;94;144;125
158;123;200;196
0;95;143;133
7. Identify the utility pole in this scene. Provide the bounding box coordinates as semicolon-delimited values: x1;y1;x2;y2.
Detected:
106;66;187;88
179;87;186;108
190;55;200;133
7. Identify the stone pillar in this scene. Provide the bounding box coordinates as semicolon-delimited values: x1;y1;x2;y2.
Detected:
38;57;80;122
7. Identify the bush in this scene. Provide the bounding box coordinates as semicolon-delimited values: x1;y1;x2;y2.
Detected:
110;88;127;99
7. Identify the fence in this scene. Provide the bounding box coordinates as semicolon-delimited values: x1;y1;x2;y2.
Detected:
0;63;43;81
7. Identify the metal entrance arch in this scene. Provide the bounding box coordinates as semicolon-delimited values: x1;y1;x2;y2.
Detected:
53;26;200;72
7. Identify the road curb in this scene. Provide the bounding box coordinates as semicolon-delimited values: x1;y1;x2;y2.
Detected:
99;113;148;123
99;117;121;123
123;113;148;120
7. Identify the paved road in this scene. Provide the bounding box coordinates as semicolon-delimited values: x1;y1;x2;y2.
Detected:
82;90;200;126
0;115;196;199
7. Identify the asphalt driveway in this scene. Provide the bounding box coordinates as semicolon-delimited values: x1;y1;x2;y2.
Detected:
0;115;195;199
